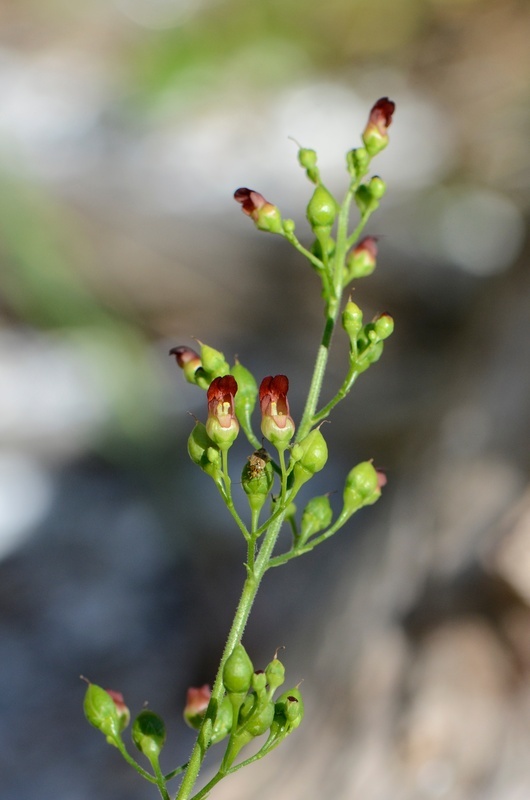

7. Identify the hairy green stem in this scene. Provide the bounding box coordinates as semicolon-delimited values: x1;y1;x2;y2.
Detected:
176;510;287;800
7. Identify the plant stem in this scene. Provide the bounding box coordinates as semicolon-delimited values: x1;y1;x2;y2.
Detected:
175;510;287;800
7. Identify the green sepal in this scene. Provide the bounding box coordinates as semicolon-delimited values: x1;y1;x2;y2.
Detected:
299;495;333;546
211;695;234;745
231;360;258;442
298;147;319;183
342;300;363;341
132;710;166;762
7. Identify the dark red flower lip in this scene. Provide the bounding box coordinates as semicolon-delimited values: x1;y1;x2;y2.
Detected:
234;188;268;219
259;375;290;417
369;97;395;131
207;375;238;404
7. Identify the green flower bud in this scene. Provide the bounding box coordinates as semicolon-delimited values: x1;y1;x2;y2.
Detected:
299;495;333;546
282;218;296;236
83;683;121;743
369;175;386;200
241;698;275;738
298;147;319;183
306;186;337;230
290;428;328;491
346;147;370;179
298;147;317;170
132;710;166;762
373;313;394;340
199;341;230;378
342;300;363;340
343;461;384;513
265;656;285;695
223;644;254;695
241;448;274;513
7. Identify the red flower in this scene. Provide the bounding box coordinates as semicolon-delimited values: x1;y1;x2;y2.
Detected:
259;375;295;448
346;235;378;279
362;97;395;156
105;689;130;731
183;684;211;729
234;188;282;233
206;375;239;449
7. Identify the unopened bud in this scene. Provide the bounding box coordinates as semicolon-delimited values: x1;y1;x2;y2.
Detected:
346;147;370;179
265;656;285;695
298;148;319;183
299;495;333;545
306;186;337;231
369;175;386;200
223;644;254;695
373;313;394;340
169;346;208;388
234;188;283;234
183;684;211;730
346;236;378;279
343;461;383;513
362;97;395;157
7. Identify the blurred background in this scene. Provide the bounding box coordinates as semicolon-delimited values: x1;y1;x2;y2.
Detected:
1;0;530;798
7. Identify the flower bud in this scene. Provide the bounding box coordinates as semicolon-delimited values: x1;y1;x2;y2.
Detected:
169;346;207;387
282;218;296;236
299;495;333;546
83;683;122;743
362;97;395;157
206;375;239;450
373;313;394;341
223;643;254;695
234;188;283;234
290;427;328;491
354;184;379;216
362;97;396;156
132;710;166;762
241;448;274;514
298;147;319;183
346;147;370;179
306;186;337;231
106;690;130;732
343;461;384;513
198;341;230;378
259;375;295;451
183;684;211;730
342;299;363;340
346;236;378;280
369;175;386;200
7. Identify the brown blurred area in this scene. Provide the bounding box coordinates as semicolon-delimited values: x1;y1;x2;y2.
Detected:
1;1;529;798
